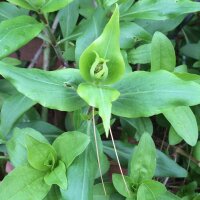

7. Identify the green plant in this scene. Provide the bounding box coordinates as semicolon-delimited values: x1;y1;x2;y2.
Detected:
0;0;200;199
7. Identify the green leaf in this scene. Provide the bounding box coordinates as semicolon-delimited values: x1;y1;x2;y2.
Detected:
0;2;28;21
181;41;200;60
0;62;86;111
41;0;74;13
7;0;75;13
77;83;120;136
156;150;187;178
163;106;198;146
112;70;200;118
43;186;62;200
1;57;21;65
26;135;57;171
6;127;48;167
151;32;176;72
103;140;188;178
128;44;151;65
121;0;200;20
58;0;79;38
0;15;44;59
75;8;107;63
18;120;63;142
79;5;125;85
137;180;166;200
44;160;67;190
120;22;152;49
93;183;117;200
0;165;50;200
121;117;153;138
130;133;156;183
61;121;106;200
112;174;135;198
169;126;183;145
0;93;35;136
7;0;35;11
53;131;90;168
159;191;181;200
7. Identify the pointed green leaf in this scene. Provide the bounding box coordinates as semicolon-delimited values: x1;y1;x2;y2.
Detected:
112;174;135;198
164;106;198;146
53;131;90;168
6;127;48;167
103;140;188;178
0;2;28;21
7;0;35;11
7;0;75;13
112;70;200;118
61;121;107;200
58;0;79;38
137;180;166;200
169;126;183;145
0;93;36;136
151;32;176;72
0;62;86;111
77;83;120;136
79;5;125;85
130;133;156;183
0;15;44;59
44;160;67;190
0;165;50;200
41;0;74;13
121;0;200;20
26;135;57;171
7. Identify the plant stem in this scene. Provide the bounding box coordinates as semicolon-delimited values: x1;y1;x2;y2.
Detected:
39;13;68;67
92;107;107;196
109;128;130;196
41;42;50;121
175;146;200;166
29;13;60;68
0;155;9;160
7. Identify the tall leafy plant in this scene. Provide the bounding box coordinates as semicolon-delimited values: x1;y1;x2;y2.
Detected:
0;0;200;199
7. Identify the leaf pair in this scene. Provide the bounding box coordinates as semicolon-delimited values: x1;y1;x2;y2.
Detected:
112;133;168;200
7;0;74;13
0;128;90;199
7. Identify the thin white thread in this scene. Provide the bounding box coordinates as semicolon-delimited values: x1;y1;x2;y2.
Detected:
109;128;130;196
92;107;107;195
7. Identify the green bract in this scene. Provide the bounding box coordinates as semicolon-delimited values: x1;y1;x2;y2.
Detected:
79;5;125;85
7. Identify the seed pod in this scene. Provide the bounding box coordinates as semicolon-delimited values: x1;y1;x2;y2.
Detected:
79;5;125;85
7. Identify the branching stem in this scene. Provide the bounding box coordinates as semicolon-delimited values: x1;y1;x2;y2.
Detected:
38;13;68;67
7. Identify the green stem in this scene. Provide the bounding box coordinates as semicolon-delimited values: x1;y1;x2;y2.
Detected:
41;42;50;121
39;13;68;67
0;156;9;160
